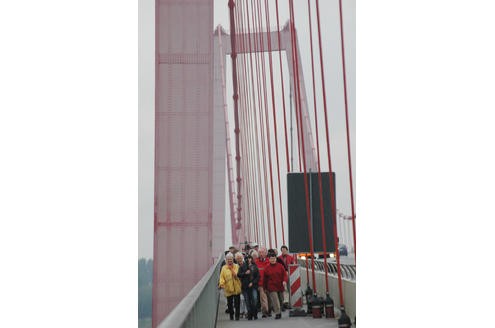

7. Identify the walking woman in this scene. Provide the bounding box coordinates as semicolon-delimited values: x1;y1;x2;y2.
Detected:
219;253;242;320
237;254;260;320
234;252;247;318
263;250;288;319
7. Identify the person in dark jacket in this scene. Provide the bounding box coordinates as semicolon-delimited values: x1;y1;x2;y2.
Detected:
237;254;260;320
278;245;295;309
263;250;287;319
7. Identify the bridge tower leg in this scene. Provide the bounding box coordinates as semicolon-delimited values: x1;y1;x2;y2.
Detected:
152;1;223;327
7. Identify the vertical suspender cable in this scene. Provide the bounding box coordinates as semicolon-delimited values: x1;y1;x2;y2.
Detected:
241;1;254;245
233;2;243;245
240;0;256;244
242;0;256;244
239;0;259;244
256;0;278;247
264;0;286;246
241;2;257;244
275;0;291;173
217;26;237;243
338;0;356;261
227;0;242;245
235;4;248;243
251;0;272;248
289;0;317;293
306;0;330;294
237;1;248;245
288;3;303;173
255;0;278;249
287;3;302;174
245;0;266;247
315;0;345;307
237;2;258;246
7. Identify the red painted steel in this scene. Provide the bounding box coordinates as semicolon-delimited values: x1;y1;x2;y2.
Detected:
152;0;215;327
275;0;291;173
287;5;303;173
289;0;317;293
338;0;357;262
228;0;243;246
259;0;278;250
255;0;278;249
252;0;273;249
246;0;268;247
221;5;319;251
238;3;258;245
239;1;261;245
235;6;249;244
235;19;247;244
217;26;237;245
307;0;330;294
236;3;250;245
264;0;286;246
315;0;345;307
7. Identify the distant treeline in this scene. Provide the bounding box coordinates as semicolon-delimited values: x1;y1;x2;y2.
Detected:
139;258;153;319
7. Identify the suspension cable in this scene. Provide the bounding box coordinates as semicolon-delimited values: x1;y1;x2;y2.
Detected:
315;0;344;306
217;26;238;245
245;0;267;247
235;3;248;244
264;0;286;246
275;0;291;173
250;0;272;248
289;0;317;293
227;0;243;246
254;0;278;249
240;0;260;245
306;0;330;295
338;0;357;261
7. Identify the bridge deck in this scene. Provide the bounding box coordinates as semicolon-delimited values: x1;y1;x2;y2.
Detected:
215;293;343;328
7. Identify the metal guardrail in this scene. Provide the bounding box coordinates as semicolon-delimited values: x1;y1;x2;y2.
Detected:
297;258;356;281
157;255;223;328
297;258;356;323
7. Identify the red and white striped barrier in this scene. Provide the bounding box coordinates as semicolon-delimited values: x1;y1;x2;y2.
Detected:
289;264;302;308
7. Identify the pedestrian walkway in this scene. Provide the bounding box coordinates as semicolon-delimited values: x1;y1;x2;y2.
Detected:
215;293;341;328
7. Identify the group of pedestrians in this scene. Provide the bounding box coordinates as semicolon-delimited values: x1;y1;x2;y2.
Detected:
218;243;295;321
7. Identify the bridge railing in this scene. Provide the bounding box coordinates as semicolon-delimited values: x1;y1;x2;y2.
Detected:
157;255;223;328
297;257;356;324
297;258;356;281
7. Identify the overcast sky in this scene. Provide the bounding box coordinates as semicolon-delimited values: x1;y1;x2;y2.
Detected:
139;0;356;259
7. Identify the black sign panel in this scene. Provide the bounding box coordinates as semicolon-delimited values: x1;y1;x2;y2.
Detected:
287;172;336;253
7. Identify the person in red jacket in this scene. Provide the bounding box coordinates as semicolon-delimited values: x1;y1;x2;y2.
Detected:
278;245;295;268
263;250;287;319
278;245;295;309
253;248;271;317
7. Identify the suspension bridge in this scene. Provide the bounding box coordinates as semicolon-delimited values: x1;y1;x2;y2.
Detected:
150;0;355;327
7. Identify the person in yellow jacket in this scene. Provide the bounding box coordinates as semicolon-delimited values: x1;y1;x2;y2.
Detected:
219;252;242;320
